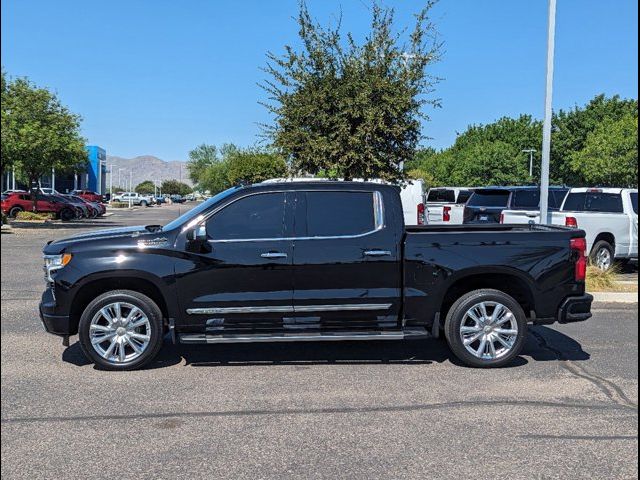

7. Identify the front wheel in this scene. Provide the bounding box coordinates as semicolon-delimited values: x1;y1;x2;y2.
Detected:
78;290;164;370
59;208;75;221
8;206;23;218
444;289;527;368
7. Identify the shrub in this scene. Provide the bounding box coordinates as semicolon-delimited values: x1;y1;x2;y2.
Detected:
15;211;54;221
109;202;130;208
585;264;619;292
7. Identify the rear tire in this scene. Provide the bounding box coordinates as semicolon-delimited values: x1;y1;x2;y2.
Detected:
590;240;614;271
140;200;148;207
444;289;527;368
78;290;164;371
8;206;23;218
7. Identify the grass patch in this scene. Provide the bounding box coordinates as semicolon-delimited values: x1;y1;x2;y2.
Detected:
585;264;637;292
15;211;55;221
109;201;130;208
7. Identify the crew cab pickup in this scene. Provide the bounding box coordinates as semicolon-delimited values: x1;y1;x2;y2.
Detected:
39;182;593;370
501;187;638;270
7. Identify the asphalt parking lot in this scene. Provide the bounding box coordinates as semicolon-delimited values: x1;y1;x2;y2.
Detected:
1;204;638;479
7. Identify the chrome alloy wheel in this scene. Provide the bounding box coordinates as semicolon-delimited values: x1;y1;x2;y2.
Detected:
595;247;612;270
459;301;518;361
89;302;151;364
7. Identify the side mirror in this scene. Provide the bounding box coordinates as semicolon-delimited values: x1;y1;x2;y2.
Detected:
186;225;207;242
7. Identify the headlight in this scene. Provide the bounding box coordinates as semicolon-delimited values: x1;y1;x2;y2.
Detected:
43;253;72;282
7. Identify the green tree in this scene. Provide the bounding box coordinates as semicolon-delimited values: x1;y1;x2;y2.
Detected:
187;144;218;186
160;179;192;196
199;161;231;195
262;1;441;182
1;74;87;208
225;148;287;185
134;180;156;195
552;94;638;184
569;114;638;187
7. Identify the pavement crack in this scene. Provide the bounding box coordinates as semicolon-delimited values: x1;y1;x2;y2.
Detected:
529;328;638;410
1;399;633;426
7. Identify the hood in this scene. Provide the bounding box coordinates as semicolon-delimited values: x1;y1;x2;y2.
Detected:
43;225;153;253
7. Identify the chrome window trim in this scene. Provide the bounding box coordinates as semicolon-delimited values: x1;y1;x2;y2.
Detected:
205;189;386;243
186;303;392;315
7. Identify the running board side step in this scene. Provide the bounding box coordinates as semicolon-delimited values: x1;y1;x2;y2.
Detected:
179;329;430;344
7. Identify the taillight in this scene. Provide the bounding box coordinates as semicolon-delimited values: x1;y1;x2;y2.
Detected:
499;213;505;224
565;216;578;228
571;237;587;282
417;203;425;225
443;206;451;222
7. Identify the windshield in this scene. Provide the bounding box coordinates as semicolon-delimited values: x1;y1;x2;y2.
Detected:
162;187;239;231
467;190;510;207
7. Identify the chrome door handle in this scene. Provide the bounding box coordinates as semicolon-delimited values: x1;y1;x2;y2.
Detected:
260;252;288;258
364;250;392;257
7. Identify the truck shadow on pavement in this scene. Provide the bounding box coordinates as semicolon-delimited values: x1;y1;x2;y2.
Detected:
61;325;589;370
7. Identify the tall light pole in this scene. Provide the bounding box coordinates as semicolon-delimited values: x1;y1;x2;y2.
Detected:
539;0;556;224
118;168;126;190
129;170;133;208
522;149;537;178
108;164;113;198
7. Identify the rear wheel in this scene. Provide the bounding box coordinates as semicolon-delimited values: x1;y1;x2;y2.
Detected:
78;290;164;370
590;240;614;271
8;206;23;218
444;289;527;368
140;200;148;207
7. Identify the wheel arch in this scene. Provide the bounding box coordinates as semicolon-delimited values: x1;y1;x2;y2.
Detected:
439;269;536;323
69;274;172;333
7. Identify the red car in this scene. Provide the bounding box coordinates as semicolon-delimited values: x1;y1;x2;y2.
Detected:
70;190;104;203
1;192;78;221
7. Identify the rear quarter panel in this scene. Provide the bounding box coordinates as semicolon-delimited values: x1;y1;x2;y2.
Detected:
403;228;584;328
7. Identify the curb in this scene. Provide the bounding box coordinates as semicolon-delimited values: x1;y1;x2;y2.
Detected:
591;292;638;304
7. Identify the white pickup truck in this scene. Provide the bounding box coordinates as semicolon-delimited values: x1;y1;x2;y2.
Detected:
112;192;154;207
502;187;638;269
424;187;474;224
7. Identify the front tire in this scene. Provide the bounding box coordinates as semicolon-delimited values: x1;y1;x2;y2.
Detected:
444;289;527;368
590;240;614;271
78;290;164;370
59;208;75;221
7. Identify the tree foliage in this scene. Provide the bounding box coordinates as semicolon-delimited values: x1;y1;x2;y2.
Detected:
1;74;87;197
262;1;441;182
186;144;218;186
134;180;156;195
408;95;638;188
570;114;638;187
160;179;192;196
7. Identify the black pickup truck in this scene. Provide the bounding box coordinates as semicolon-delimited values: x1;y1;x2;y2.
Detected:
40;182;593;370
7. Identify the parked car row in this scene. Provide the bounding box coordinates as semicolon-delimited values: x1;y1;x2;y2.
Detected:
1;190;106;221
419;185;638;270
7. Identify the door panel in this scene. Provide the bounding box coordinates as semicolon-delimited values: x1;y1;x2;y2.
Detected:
176;191;294;334
291;190;401;331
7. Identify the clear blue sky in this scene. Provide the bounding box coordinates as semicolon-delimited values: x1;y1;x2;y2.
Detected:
2;0;637;161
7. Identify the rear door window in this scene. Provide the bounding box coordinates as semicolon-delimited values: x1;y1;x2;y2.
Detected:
511;190;539;209
299;191;375;237
427;189;455;203
467;190;510;207
550;189;569;209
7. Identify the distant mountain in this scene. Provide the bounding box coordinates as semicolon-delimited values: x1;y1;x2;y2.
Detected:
106;155;192;190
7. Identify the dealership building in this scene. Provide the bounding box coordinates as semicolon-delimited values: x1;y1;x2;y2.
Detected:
4;145;107;194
